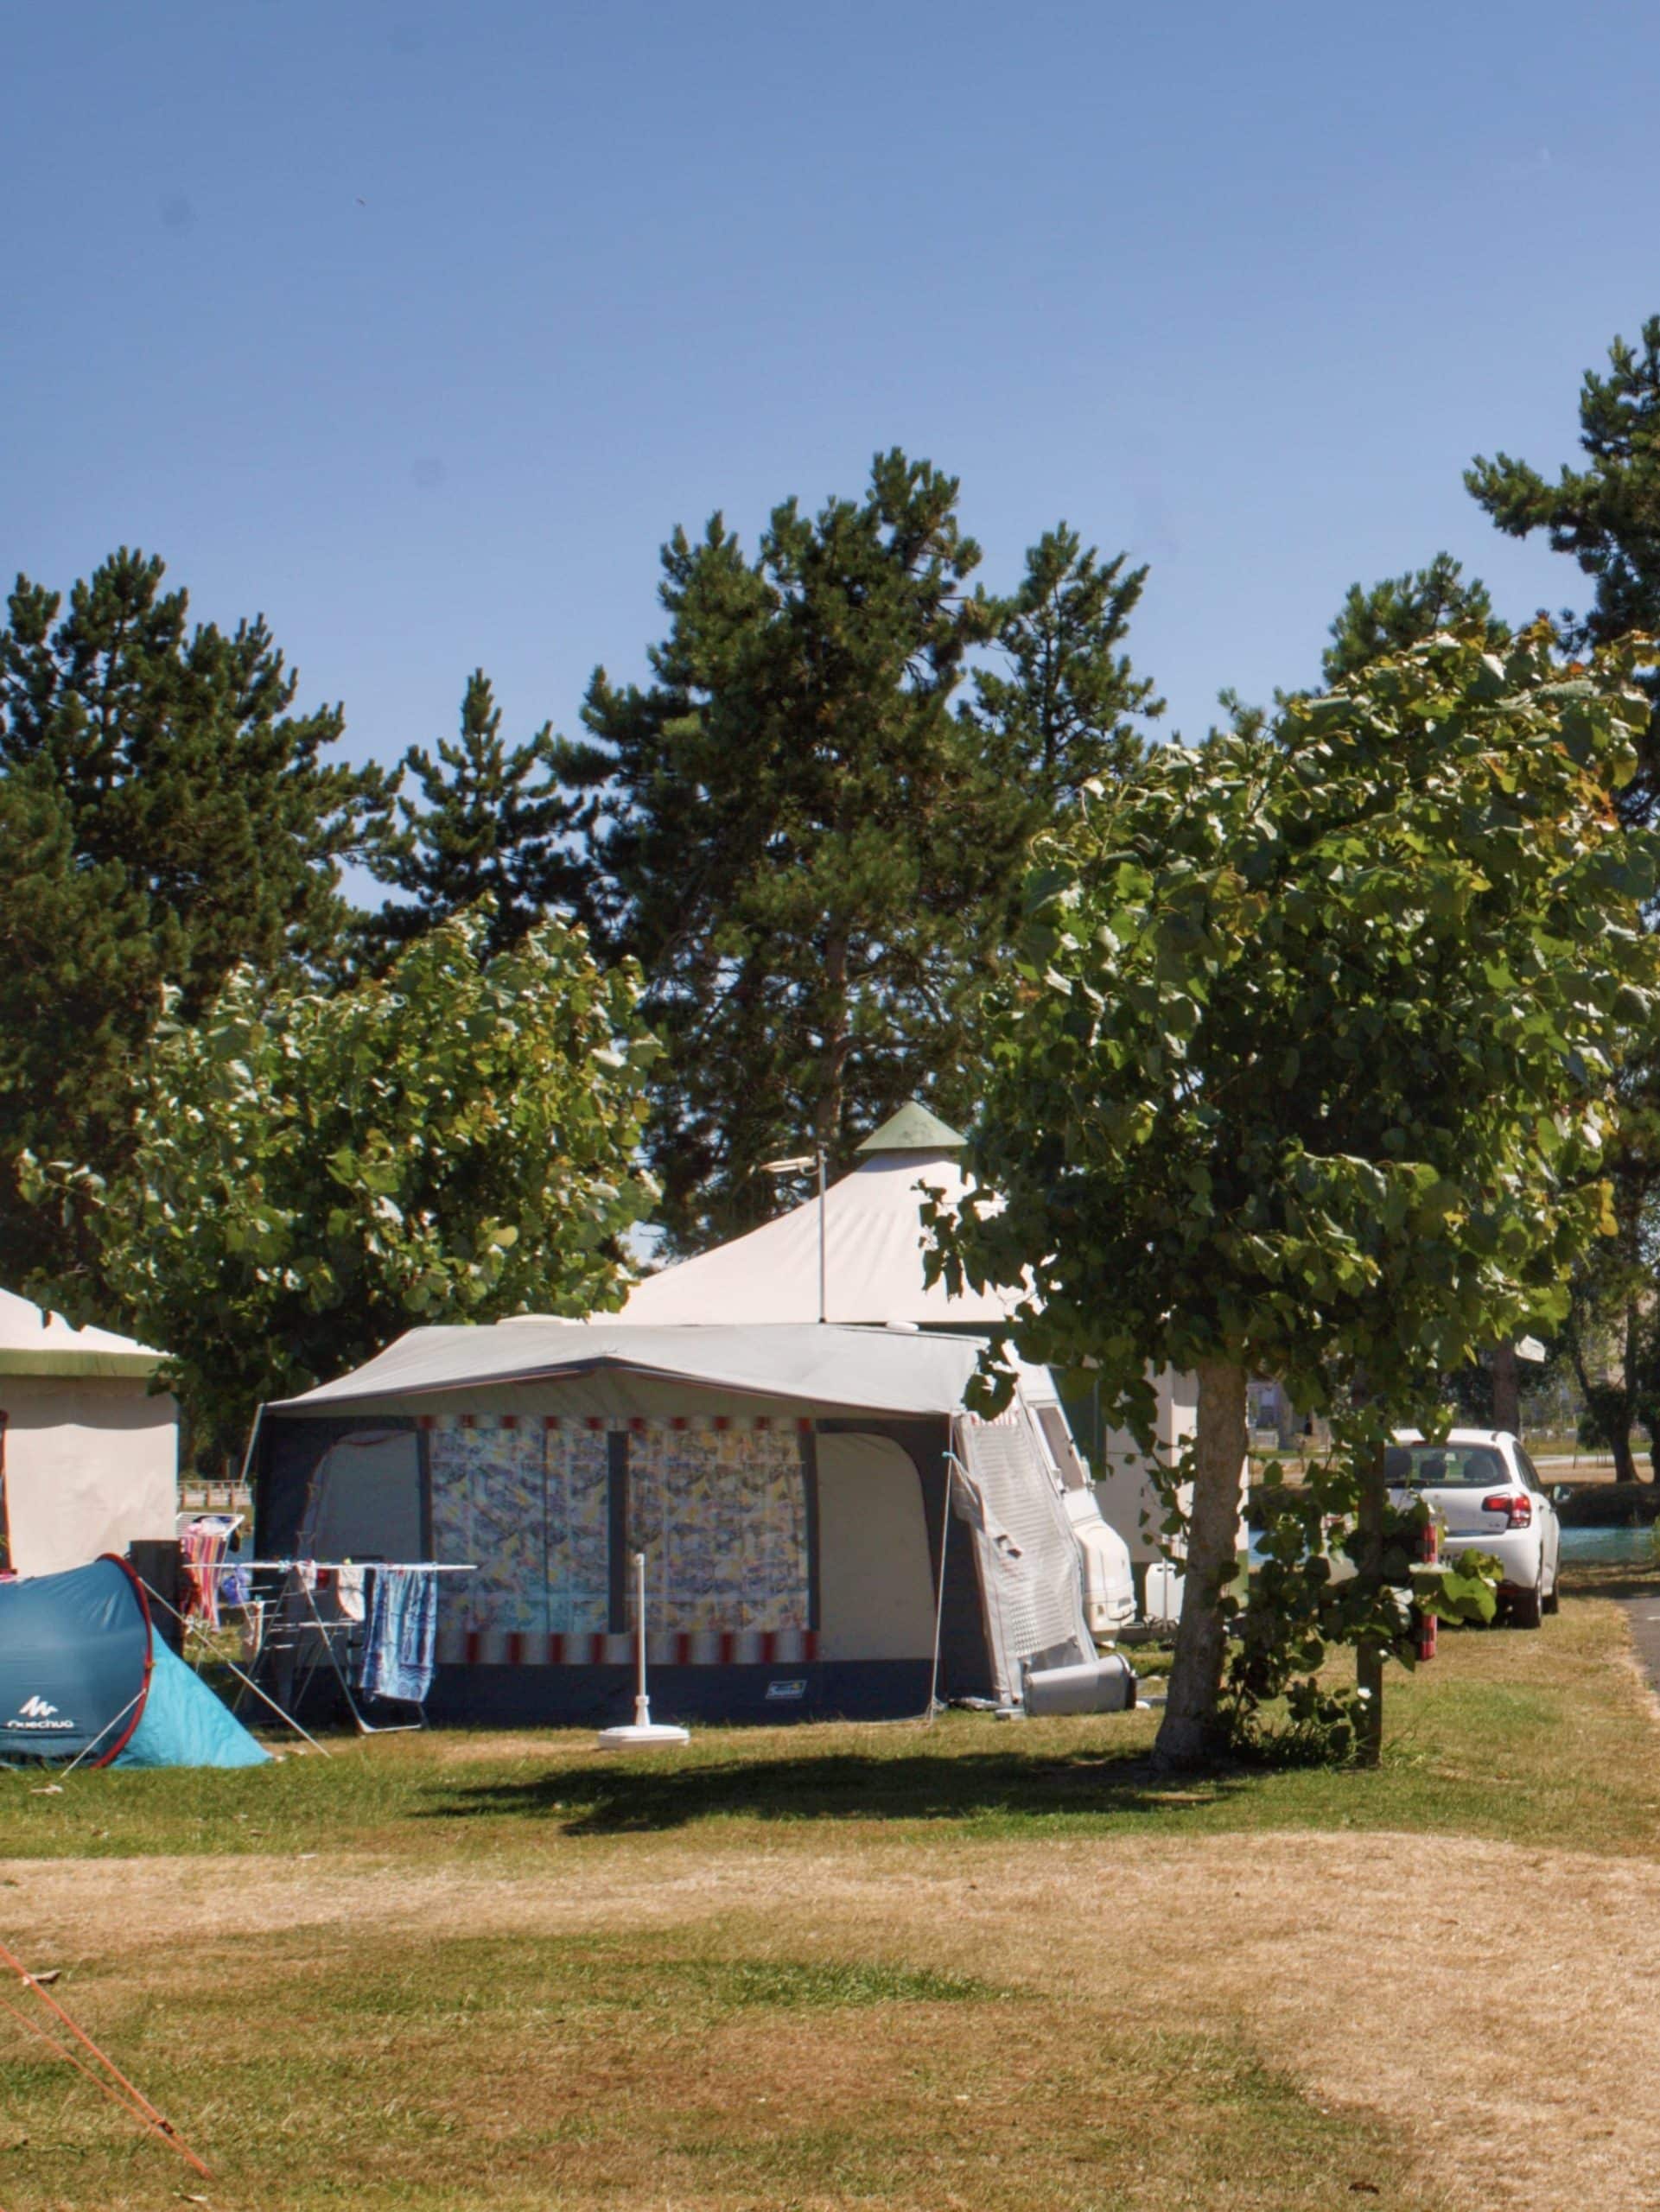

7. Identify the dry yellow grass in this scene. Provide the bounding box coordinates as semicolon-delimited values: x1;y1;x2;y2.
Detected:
3;1581;1658;2210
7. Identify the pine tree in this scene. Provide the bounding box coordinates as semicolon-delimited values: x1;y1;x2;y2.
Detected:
364;669;588;960
1322;553;1507;684
567;457;1160;1253
569;453;999;1250
0;549;391;1285
1467;316;1660;819
970;524;1161;809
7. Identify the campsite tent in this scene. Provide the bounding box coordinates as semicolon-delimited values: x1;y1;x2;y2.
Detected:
0;1290;178;1578
620;1101;1013;1328
619;1103;1189;1576
0;1556;269;1768
252;1321;1130;1725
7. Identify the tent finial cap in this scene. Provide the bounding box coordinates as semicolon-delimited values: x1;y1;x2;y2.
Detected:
855;1100;967;1154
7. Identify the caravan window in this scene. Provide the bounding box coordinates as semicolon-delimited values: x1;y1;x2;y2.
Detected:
1035;1404;1091;1491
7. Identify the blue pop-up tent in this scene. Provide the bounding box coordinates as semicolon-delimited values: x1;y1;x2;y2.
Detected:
0;1556;269;1769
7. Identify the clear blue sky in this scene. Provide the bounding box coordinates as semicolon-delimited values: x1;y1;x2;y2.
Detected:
6;2;1657;785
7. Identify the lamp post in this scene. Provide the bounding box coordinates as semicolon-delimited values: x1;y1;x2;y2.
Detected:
761;1144;828;1323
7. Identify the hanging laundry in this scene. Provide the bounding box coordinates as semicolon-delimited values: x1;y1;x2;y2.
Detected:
179;1522;227;1629
335;1563;366;1624
356;1567;438;1704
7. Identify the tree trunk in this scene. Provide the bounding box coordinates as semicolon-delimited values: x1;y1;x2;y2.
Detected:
1354;1442;1387;1770
1490;1342;1520;1435
1153;1360;1247;1774
1612;1426;1640;1485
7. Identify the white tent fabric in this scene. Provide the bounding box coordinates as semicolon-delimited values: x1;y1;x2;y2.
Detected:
0;1290;177;1577
273;1319;993;1418
620;1147;1017;1328
0;1287;167;1378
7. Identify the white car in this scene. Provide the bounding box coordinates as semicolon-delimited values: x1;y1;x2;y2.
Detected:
1386;1428;1561;1628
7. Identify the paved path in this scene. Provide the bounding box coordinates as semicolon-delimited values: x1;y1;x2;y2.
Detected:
1624;1596;1660;1693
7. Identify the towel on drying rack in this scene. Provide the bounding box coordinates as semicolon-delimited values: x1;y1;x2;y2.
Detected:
356;1567;438;1704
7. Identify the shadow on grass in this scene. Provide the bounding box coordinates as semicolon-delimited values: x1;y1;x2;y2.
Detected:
421;1745;1253;1834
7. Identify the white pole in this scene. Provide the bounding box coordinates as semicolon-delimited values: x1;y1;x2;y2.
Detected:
597;1549;689;1749
817;1143;827;1325
633;1550;649;1726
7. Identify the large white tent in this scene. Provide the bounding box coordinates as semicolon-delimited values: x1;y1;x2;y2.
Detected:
621;1100;1013;1328
621;1103;1193;1573
0;1290;178;1577
255;1319;1133;1724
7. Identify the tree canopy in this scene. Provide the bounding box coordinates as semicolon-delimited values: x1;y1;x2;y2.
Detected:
0;550;391;1282
567;455;1159;1253
1468;316;1660;818
23;910;659;1443
363;668;588;963
932;629;1659;1769
1322;552;1507;684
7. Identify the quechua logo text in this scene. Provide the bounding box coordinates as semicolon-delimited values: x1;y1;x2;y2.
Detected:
9;1694;73;1732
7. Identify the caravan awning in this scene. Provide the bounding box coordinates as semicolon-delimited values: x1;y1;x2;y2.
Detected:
270;1321;993;1419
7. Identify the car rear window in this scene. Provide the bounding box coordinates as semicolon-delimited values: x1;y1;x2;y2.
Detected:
1384;1445;1509;1488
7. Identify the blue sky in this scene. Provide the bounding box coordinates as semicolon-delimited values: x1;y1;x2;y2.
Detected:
6;1;1657;787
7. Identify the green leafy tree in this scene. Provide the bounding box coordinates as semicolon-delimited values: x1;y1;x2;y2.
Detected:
1322;553;1507;684
569;457;1159;1253
0;550;391;1281
23;910;658;1442
1468;317;1660;818
364;669;588;961
931;630;1657;1771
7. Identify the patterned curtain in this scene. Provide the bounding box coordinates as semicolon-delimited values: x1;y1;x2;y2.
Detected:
626;1427;809;1634
429;1415;610;1637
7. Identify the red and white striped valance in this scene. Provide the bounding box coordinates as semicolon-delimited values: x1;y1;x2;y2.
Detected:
417;1413;814;1434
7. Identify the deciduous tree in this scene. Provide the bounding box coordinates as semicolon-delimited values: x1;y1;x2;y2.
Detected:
23;910;658;1443
932;631;1657;1770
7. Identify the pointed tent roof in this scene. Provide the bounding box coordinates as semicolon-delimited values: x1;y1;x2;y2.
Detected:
855;1100;967;1154
619;1102;1016;1328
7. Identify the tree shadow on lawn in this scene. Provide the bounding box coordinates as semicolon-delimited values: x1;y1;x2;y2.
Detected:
421;1744;1252;1835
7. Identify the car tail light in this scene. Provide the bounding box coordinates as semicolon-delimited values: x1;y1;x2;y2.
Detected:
1481;1491;1532;1529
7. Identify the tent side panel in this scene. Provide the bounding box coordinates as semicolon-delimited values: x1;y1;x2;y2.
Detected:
257;1414;422;1560
114;1638;270;1768
1;1376;177;1578
814;1432;935;1661
819;1417;993;1702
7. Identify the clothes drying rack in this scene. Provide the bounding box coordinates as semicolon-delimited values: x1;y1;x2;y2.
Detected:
198;1558;474;1739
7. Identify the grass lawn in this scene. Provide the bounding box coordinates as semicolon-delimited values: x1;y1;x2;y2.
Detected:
3;1570;1657;2211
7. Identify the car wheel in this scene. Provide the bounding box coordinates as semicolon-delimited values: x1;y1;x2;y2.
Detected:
1542;1570;1561;1616
1510;1579;1545;1630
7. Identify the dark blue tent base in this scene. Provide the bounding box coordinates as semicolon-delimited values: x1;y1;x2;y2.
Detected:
422;1659;935;1729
